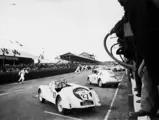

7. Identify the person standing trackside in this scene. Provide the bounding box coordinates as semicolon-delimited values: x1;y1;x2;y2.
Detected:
18;68;28;84
74;64;81;74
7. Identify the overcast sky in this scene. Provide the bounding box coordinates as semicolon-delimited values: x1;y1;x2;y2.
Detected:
0;0;124;62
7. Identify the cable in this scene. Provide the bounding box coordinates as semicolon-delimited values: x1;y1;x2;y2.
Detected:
110;43;119;56
120;55;125;62
103;33;135;70
110;43;126;62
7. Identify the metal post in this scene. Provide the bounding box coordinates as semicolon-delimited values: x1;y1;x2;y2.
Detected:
3;57;4;67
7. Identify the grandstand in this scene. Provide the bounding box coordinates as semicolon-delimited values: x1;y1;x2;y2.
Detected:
0;40;38;67
0;48;38;67
60;52;101;64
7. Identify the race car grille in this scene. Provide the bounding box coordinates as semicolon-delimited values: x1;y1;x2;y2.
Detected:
80;100;94;106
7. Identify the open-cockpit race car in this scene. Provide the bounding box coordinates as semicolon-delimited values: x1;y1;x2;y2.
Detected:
38;79;101;114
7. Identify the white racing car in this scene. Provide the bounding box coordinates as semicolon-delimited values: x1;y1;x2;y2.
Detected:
87;69;120;87
38;79;101;114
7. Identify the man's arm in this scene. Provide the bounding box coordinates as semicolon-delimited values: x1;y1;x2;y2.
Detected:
152;0;159;8
138;60;145;78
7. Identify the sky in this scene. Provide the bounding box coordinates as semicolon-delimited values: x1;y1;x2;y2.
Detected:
0;0;124;62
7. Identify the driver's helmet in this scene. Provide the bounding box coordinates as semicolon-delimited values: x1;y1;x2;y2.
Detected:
56;83;62;88
60;79;67;83
49;81;55;89
54;80;67;89
54;81;60;88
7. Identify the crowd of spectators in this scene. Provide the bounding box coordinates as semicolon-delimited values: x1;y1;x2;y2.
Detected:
0;61;95;74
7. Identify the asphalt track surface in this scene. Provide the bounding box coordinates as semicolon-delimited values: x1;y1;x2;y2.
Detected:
0;70;127;120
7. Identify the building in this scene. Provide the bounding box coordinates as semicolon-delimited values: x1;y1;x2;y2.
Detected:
0;40;38;67
79;52;95;60
60;52;101;64
0;48;38;67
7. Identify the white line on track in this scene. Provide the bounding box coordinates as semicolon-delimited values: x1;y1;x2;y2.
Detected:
104;74;125;120
0;92;10;96
61;76;75;80
44;111;83;120
0;86;36;97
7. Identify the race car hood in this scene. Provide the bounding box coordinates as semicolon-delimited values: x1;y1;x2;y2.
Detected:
62;83;90;93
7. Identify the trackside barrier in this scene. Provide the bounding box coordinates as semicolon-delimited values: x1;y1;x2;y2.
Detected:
0;68;76;85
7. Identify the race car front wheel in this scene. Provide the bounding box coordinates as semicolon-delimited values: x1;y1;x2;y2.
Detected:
38;89;45;103
87;77;91;85
56;96;67;114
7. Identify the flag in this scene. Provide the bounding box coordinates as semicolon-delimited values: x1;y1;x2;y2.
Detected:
39;54;44;60
12;49;20;55
1;48;9;55
9;40;13;44
42;48;44;54
16;41;23;46
6;49;9;54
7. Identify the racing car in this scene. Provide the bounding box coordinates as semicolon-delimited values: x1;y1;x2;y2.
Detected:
38;79;101;114
87;69;119;87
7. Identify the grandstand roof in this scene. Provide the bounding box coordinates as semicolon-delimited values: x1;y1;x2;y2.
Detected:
0;48;38;59
60;52;101;64
79;52;95;61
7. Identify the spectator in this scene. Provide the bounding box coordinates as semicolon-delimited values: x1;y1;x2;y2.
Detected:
117;0;159;117
18;68;29;84
74;65;81;74
130;60;159;117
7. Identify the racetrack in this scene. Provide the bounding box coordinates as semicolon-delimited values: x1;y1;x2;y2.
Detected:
0;70;127;120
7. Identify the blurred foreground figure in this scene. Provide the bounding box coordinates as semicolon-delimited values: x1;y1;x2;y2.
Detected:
117;0;159;117
130;60;159;117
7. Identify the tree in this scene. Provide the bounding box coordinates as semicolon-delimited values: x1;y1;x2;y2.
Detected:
1;48;9;67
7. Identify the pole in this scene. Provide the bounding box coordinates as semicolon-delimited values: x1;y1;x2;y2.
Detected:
3;54;5;67
13;55;16;66
13;59;15;66
3;58;4;67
